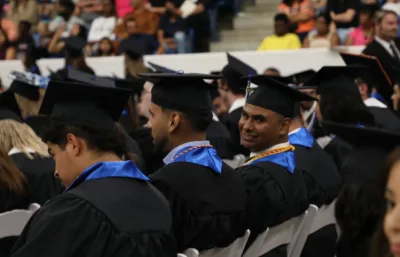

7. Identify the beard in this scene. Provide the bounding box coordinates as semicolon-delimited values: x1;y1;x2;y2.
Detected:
153;136;169;156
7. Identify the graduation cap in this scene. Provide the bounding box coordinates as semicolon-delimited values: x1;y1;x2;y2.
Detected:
65;69;115;88
289;69;316;85
64;36;87;58
305;66;371;96
39;81;132;132
148;62;176;73
0;91;22;121
340;52;392;100
321;120;400;150
221;54;257;94
114;77;146;95
119;37;146;61
139;73;220;117
245;75;317;118
7;71;49;101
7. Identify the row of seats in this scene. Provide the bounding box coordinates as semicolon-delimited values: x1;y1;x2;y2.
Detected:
179;200;338;257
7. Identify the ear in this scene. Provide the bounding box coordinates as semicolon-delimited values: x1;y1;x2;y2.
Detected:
65;133;84;157
279;117;292;136
168;112;181;133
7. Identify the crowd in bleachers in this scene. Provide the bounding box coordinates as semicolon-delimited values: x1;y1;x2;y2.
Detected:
258;0;400;50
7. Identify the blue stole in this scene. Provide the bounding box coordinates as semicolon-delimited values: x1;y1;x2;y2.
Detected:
289;127;315;148
168;147;223;174
245;148;296;174
66;161;149;191
121;109;128;116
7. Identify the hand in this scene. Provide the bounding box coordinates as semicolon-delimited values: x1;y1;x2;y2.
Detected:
330;11;336;20
56;24;65;34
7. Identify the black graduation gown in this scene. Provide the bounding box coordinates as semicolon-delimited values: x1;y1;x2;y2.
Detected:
293;142;342;257
206;120;235;159
369;106;400;132
10;153;63;205
11;178;177;257
323;137;353;170
225;107;249;156
150;162;247;252
0;186;31;257
238;161;309;256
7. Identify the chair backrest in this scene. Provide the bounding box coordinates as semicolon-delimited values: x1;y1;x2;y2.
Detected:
223;154;247;168
0;210;34;238
288;205;319;257
185;248;200;257
309;200;337;235
244;209;309;257
198;229;250;257
0;203;41;239
28;203;41;212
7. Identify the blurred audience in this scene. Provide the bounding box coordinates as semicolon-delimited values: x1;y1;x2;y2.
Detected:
87;0;117;43
7;0;39;28
345;4;377;46
48;0;84;37
382;0;400;16
263;67;281;76
258;13;301;51
0;27;16;60
327;0;359;44
157;6;187;53
277;0;315;42
95;36;116;56
303;13;340;48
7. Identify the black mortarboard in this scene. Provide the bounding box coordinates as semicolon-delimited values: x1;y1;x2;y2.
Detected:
39;81;132;132
340;52;392;100
0;91;22;121
119;37;146;60
226;53;257;77
66;69;115;88
245;75;317;117
306;66;370;96
114;77;146;95
321;120;400;150
7;71;49;101
64;36;86;58
288;69;316;85
139;73;220;117
148;62;176;73
222;54;257;94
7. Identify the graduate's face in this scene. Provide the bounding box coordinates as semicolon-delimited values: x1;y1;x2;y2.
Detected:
239;104;290;152
148;103;172;153
47;138;82;188
385;160;400;257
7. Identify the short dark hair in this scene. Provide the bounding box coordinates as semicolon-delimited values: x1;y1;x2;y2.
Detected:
274;13;290;24
41;124;128;157
264;67;280;74
161;107;212;132
316;12;331;25
375;10;398;24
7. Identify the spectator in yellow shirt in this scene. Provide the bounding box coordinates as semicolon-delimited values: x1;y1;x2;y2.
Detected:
258;14;302;51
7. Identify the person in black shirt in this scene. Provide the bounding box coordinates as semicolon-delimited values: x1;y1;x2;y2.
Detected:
327;0;359;43
157;9;188;53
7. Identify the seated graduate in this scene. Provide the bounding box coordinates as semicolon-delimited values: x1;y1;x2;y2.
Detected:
50;37;95;80
321;121;399;257
0;91;62;205
236;76;313;256
142;72;247;252
10;80;176;257
219;54;257;157
288;95;342;257
0;148;31;257
5;71;49;135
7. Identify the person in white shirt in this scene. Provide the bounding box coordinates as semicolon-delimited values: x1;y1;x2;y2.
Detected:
87;0;117;43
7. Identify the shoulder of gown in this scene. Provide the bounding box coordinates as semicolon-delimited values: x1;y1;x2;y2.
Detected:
150;162;247;252
12;179;177;257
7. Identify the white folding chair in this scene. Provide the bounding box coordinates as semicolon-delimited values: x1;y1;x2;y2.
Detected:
0;210;34;238
288;205;319;257
309;200;337;236
223;154;247;168
185;248;199;257
178;254;188;257
198;229;250;257
243;206;312;257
